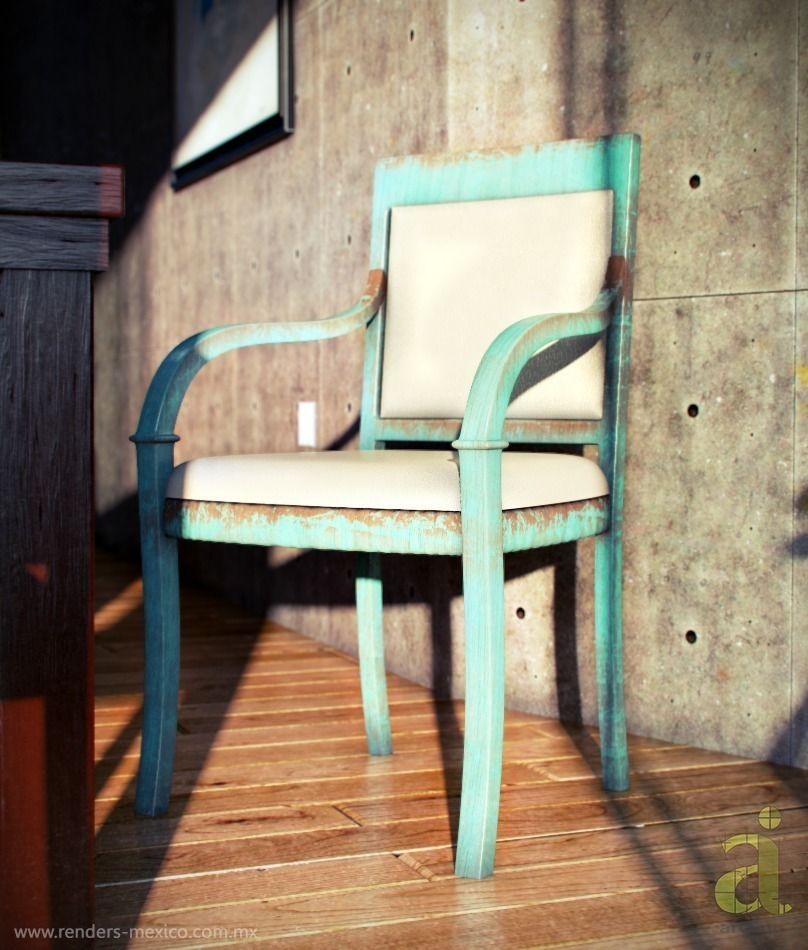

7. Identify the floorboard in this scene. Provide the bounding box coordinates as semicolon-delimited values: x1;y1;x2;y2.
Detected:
94;550;808;947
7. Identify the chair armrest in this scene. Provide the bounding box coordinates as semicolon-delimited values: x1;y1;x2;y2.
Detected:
132;270;385;442
453;288;616;450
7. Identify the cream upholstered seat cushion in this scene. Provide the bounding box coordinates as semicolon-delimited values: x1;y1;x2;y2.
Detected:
380;190;613;420
166;450;608;512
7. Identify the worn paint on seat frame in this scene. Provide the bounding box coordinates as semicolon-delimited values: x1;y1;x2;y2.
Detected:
131;133;641;879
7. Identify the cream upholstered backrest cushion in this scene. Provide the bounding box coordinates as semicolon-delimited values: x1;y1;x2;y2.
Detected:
379;190;613;420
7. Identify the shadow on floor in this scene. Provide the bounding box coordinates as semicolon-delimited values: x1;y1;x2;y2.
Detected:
93;551;266;930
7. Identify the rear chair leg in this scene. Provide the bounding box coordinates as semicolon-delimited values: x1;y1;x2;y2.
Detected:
594;531;629;791
355;552;392;755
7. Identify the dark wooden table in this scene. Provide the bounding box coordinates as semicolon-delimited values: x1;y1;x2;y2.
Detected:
0;162;123;945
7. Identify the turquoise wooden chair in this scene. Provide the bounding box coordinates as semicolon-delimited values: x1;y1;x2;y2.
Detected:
131;133;641;879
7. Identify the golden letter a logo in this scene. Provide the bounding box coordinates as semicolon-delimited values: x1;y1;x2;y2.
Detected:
714;808;793;915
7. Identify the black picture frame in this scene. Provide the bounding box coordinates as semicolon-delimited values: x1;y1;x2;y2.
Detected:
172;0;294;190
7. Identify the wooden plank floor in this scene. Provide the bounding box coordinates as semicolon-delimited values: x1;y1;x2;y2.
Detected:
95;550;808;948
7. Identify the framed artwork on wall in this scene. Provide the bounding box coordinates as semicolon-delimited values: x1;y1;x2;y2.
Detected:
172;0;294;189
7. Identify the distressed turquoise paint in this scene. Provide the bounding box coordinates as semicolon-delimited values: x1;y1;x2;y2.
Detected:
132;134;641;880
164;500;466;554
504;497;609;552
162;497;610;555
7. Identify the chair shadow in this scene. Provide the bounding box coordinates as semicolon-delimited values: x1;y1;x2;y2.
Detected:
549;548;730;950
548;531;808;949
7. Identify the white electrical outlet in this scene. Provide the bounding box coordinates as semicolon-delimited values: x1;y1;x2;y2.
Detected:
297;401;317;447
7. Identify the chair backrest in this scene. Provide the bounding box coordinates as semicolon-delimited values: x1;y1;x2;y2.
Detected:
359;134;640;455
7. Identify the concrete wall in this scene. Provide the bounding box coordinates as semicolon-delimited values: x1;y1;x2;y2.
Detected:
89;0;806;766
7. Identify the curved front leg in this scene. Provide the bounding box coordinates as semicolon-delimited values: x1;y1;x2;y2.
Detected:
133;441;181;816
454;447;506;879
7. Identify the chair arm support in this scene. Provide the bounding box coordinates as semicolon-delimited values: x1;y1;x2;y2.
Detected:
131;270;385;442
453;288;616;450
